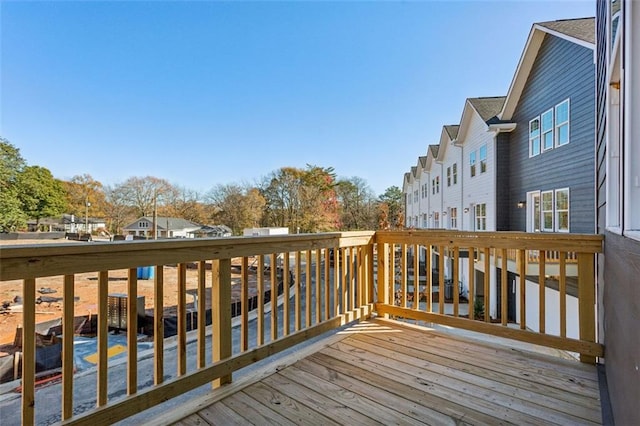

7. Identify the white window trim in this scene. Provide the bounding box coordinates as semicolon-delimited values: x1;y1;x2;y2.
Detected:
541;190;554;232
470;151;477;177
529;116;541;157
541;108;554;152
554;188;570;233
554;99;570;148
479;144;488;173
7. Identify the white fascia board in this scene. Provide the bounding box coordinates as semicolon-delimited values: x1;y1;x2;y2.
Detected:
487;122;517;133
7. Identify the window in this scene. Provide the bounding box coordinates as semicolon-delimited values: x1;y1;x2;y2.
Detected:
541;191;554;231
408;216;412;227
452;163;458;184
470;151;477;177
406;193;411;205
139;221;149;228
413;190;418;203
542;109;554;151
421;183;428;199
433;212;440;228
447;167;451;186
422;213;428;228
435;176;440;193
555;99;570;147
450;208;458;229
531;192;541;232
432;179;435;195
479;144;487;173
529;117;541;157
475;204;486;231
555;188;570;232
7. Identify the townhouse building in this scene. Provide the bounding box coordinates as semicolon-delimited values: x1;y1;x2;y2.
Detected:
402;17;596;331
595;1;640;423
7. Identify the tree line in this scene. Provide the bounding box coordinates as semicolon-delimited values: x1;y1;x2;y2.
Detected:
0;138;404;235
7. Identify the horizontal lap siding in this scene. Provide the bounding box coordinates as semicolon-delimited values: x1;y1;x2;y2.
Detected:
509;35;596;233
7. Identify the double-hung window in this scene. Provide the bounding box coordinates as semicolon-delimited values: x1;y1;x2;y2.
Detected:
435;176;440;193
542;109;554;151
474;204;486;231
555;99;570;147
555;188;570;232
450;208;458;229
479;145;487;173
414;190;418;203
447;167;451;186
529;117;541;157
452;163;457;184
541;191;554;231
433;212;440;228
470;151;477;177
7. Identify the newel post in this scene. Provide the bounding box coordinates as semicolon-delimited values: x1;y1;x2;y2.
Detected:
578;252;596;364
212;258;232;387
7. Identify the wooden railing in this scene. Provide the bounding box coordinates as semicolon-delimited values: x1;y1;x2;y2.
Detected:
0;232;374;425
0;230;604;425
375;230;603;364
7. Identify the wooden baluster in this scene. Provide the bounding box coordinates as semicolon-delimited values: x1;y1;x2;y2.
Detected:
283;253;290;337
257;254;265;345
270;253;278;341
349;247;356;312
438;246;445;314
213;259;232;386
468;247;475;320
241;257;249;351
197;261;207;368
367;244;374;309
484;248;490;322
501;248;508;326
578;253;596;364
62;275;74;420
315;249;321;322
324;248;330;320
342;247;349;315
539;251;546;334
559;251;567;338
425;245;432;313
413;244;420;311
22;278;36;426
333;248;340;316
377;242;388;318
389;244;395;309
153;266;164;385
98;271;109;404
306;250;312;327
127;268;138;395
295;251;302;331
401;244;407;308
518;250;527;330
453;247;460;318
177;263;187;376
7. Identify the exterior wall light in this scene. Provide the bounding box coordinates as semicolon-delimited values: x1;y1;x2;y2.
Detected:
517;201;526;209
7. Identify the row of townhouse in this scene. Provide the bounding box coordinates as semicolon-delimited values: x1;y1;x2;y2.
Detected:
402;18;596;334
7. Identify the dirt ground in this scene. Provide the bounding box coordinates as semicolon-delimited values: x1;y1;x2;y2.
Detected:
0;239;264;351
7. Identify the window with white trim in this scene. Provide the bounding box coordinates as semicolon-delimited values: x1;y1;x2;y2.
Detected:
542;108;554;151
479;144;487;173
555;99;570;147
450;208;458;229
529;117;541;157
421;183;428;199
406;193;411;205
447;167;451;186
555;188;570;232
470;151;477;177
422;213;428;228
452;163;458;184
474;203;486;231
541;191;554;231
433;212;440;228
414;190;418;203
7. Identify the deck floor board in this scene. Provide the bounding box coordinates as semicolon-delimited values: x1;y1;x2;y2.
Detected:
169;319;602;425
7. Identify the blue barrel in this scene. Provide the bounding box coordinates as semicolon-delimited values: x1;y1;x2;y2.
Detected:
137;266;154;280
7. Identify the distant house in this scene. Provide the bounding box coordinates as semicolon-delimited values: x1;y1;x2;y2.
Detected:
242;227;289;237
188;225;232;238
123;217;201;238
27;214;106;234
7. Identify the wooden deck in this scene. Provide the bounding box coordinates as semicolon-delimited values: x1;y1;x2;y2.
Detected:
162;319;602;425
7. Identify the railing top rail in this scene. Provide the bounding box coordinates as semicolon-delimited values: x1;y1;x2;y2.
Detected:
375;230;604;253
0;231;375;281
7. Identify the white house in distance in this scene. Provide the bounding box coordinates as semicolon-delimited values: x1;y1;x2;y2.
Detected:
123;217;201;238
243;227;289;237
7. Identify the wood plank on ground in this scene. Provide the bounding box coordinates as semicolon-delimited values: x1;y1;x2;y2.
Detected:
332;338;601;425
197;401;248;425
173;414;208;426
222;391;296;426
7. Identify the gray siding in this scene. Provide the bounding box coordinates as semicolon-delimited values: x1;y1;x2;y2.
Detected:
495;132;511;231
508;34;595;233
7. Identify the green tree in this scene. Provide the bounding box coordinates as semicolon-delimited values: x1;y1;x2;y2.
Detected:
17;166;67;227
0;138;28;231
335;177;377;230
207;184;266;235
378;185;404;229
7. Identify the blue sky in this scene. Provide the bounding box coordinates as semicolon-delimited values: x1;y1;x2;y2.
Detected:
1;0;595;197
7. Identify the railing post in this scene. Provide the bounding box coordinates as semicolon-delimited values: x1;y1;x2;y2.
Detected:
578;253;596;364
377;242;388;318
62;275;75;420
22;278;36;426
213;258;232;387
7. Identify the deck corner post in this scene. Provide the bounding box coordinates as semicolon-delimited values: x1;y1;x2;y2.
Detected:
213;258;232;387
578;252;597;364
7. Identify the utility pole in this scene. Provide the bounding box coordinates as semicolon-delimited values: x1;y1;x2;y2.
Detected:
85;196;91;234
153;190;158;239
